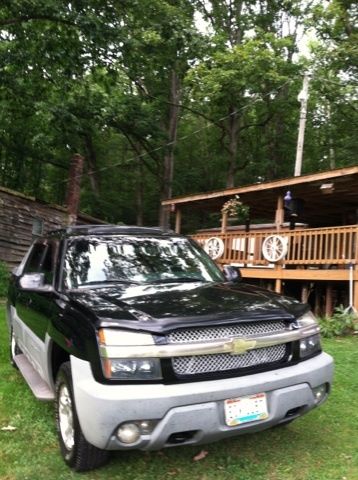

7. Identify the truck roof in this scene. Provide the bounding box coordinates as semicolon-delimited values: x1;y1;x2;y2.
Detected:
47;225;175;238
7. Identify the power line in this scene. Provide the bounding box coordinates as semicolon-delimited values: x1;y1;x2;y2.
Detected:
55;77;296;187
315;76;358;88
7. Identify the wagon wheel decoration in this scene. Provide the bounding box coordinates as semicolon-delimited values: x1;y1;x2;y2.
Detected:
262;235;288;263
204;237;225;260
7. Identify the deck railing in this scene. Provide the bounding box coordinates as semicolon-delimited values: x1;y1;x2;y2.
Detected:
192;225;358;266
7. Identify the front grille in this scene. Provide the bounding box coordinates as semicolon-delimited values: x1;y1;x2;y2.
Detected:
172;344;286;375
167;321;285;343
167;321;288;377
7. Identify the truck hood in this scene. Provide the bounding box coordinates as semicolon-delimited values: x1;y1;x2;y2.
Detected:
67;281;307;333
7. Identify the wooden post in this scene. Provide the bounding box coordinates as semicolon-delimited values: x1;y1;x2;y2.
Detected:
325;283;333;317
175;208;182;234
274;264;283;294
354;233;358;311
301;283;309;303
314;283;322;317
275;277;282;294
273;194;285;293
353;265;358;312
354;279;358;312
221;211;228;233
275;194;284;231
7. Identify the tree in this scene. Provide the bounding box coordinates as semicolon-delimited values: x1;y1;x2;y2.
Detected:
303;0;357;171
86;0;203;227
0;1;122;200
188;1;308;187
0;0;356;230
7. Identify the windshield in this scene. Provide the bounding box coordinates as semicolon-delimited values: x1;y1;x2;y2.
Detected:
63;235;224;289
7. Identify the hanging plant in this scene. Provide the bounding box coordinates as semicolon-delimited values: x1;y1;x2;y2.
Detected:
221;195;250;223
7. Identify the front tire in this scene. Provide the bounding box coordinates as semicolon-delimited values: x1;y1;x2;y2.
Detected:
55;362;109;471
273;418;295;428
10;327;21;368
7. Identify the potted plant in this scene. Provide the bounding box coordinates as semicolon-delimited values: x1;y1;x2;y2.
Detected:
221;195;250;230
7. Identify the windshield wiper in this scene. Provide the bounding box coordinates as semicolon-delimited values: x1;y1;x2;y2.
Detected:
77;279;139;287
149;277;206;284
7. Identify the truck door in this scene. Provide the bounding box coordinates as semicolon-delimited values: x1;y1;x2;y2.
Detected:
15;239;59;378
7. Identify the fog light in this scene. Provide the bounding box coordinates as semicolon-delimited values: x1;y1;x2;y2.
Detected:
117;423;141;444
312;384;328;405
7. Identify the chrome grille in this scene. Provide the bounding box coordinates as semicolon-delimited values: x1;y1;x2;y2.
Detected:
167;321;288;377
172;345;286;375
167;321;286;343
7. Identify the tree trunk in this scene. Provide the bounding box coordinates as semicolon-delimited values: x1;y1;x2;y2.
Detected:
226;106;239;188
66;154;84;225
136;153;144;226
84;134;100;196
265;119;284;180
264;84;289;180
327;105;335;169
159;70;180;228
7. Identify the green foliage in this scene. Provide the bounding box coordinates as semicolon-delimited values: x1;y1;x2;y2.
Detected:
319;306;358;338
305;0;358;171
0;0;356;226
0;261;9;298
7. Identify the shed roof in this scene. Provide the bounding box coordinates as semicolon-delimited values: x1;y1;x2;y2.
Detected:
0;185;105;225
162;166;358;227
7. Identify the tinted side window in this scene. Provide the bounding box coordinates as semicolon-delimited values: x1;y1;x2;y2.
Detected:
23;243;47;274
23;241;57;285
41;243;55;285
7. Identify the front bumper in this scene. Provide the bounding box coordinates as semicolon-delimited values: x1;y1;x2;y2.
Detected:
71;352;333;450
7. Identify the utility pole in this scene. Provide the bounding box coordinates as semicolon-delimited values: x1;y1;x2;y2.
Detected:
294;73;311;177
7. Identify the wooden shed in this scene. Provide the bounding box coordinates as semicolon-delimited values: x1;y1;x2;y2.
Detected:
0;186;103;270
162;166;358;315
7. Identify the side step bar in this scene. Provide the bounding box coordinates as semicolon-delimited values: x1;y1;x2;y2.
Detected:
14;354;54;401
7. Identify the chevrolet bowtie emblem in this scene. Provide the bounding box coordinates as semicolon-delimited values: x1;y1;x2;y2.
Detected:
231;338;257;355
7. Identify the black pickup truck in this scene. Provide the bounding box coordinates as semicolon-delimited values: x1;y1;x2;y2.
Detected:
6;225;333;471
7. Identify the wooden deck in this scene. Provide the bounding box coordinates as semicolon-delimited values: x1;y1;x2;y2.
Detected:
165;167;358;313
192;225;358;284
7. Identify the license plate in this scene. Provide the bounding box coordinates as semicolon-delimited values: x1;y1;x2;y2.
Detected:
224;393;268;426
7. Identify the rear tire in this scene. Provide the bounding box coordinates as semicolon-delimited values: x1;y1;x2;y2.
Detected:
55;361;109;471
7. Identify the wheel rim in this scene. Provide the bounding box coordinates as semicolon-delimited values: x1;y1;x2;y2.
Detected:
262;235;287;262
58;384;75;451
11;330;17;359
204;237;225;260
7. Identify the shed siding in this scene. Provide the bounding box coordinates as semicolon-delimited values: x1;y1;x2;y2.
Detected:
0;190;68;268
0;188;104;269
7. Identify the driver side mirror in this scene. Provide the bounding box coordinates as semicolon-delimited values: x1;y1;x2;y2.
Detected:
19;273;53;292
12;266;20;277
223;265;242;283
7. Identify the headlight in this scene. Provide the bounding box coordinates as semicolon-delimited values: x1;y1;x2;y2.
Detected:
297;311;321;359
98;328;163;381
102;357;162;380
299;334;321;359
296;310;318;329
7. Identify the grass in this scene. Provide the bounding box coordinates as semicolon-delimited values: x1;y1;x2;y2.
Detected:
0;304;357;480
